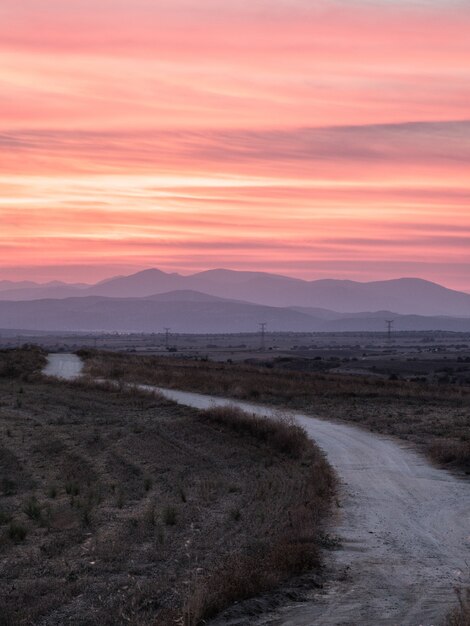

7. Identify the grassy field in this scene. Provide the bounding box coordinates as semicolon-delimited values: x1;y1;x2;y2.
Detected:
0;350;335;625
81;351;470;473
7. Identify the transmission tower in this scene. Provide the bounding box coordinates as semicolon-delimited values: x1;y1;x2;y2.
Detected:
386;320;394;342
259;322;267;350
164;328;171;349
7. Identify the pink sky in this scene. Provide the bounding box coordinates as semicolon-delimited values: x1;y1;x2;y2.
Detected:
1;0;469;289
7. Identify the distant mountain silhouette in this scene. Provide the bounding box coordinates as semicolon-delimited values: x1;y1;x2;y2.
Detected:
144;289;238;303
0;290;469;333
0;293;318;333
0;268;469;317
0;280;39;292
0;281;88;300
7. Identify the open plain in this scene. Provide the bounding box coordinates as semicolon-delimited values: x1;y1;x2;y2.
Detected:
69;352;470;624
0;349;334;625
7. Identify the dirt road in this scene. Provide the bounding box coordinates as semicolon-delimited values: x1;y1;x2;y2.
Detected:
43;352;84;380
45;354;470;625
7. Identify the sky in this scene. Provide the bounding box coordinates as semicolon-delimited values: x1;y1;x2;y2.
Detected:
1;0;469;290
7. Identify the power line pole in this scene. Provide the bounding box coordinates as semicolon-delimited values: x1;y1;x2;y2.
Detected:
164;328;171;349
259;322;267;351
386;320;394;342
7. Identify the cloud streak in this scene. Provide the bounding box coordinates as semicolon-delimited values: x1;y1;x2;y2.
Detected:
0;0;469;289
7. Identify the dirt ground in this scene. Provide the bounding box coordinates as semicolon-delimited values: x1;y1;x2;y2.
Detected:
0;373;333;625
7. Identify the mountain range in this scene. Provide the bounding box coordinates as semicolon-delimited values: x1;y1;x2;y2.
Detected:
1;268;470;316
0;269;469;333
0;290;469;334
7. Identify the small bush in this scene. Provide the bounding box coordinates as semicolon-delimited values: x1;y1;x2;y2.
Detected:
445;588;470;626
178;485;187;503
162;506;177;526
81;507;92;528
428;440;470;469
8;521;27;542
0;510;11;525
47;485;57;499
65;481;80;496
2;478;16;496
229;508;241;522
143;502;156;528
24;497;42;522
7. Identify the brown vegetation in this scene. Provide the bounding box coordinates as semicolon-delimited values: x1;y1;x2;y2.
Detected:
0;351;335;625
0;346;47;380
80;350;470;472
445;589;470;626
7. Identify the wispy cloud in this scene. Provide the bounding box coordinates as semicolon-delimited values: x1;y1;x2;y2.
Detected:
1;0;469;289
2;121;470;176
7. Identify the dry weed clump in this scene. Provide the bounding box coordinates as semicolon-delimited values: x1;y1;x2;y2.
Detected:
185;537;320;625
445;589;470;626
428;440;470;470
0;346;47;380
198;406;308;458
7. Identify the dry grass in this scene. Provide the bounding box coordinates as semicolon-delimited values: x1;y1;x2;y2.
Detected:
182;406;335;625
0;346;47;380
81;351;470;472
199;406;308;458
185;537;320;625
445;589;470;626
0;351;335;625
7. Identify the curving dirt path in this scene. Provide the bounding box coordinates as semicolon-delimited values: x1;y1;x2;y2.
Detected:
43;353;85;380
45;354;470;625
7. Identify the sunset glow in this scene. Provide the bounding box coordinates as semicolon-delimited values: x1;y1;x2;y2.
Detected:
1;0;469;288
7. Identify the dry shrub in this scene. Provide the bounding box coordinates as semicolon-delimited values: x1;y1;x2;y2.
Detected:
0;346;47;380
198;406;308;458
184;537;320;625
428;440;470;470
446;589;470;626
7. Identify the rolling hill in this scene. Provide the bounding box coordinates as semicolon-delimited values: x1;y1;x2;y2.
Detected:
0;269;469;317
0;290;469;333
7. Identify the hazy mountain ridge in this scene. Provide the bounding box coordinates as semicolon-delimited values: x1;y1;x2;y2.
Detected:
0;268;469;319
0;290;469;334
0;280;89;300
0;294;317;333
